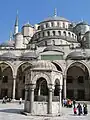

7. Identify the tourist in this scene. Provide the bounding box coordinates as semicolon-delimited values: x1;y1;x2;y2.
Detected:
77;103;82;115
83;103;88;115
62;98;67;107
73;99;76;108
2;97;6;104
73;106;77;115
19;98;22;104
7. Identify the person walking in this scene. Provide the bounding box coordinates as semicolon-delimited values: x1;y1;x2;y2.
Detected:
77;103;82;115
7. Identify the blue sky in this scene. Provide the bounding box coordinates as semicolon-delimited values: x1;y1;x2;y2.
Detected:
0;0;90;43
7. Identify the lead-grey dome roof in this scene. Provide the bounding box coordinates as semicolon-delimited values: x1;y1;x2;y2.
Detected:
20;52;38;60
66;51;86;60
44;16;69;22
1;40;15;47
33;60;57;71
22;22;34;28
76;21;88;26
0;52;17;60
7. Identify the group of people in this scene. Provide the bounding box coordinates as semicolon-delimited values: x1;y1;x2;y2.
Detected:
62;98;72;108
74;103;88;115
62;98;88;116
2;96;11;104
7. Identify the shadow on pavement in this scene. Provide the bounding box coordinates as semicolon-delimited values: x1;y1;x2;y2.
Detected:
0;109;23;114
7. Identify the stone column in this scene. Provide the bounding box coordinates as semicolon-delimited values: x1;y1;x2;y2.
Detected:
59;86;62;114
48;88;52;114
12;76;16;100
29;86;34;114
24;87;28;112
63;75;66;99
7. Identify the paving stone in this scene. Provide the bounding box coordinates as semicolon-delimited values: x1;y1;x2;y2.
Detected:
0;103;90;120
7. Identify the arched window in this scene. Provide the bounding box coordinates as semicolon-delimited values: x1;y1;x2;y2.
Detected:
52;31;55;36
38;33;40;38
43;32;45;37
47;31;50;36
45;41;47;46
51;22;54;27
63;23;65;28
68;32;71;37
52;40;55;45
57;22;59;27
38;26;40;30
63;31;66;36
58;31;61;36
72;34;74;38
46;23;49;28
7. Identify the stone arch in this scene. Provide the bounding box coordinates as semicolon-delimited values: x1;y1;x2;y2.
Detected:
32;72;51;87
64;61;90;77
65;61;90;100
54;79;60;96
53;74;63;86
15;61;33;75
0;61;14;98
0;61;14;76
15;61;33;99
34;77;49;97
52;61;64;73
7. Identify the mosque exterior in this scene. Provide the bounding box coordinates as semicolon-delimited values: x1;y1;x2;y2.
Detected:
0;10;90;114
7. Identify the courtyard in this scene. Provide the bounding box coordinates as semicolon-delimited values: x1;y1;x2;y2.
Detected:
0;102;90;120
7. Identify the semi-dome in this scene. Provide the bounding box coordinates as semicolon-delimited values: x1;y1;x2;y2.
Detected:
20;52;38;60
0;52;17;60
66;51;86;60
33;60;57;71
43;46;64;53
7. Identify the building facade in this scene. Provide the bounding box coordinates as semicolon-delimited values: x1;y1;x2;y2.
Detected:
0;10;90;114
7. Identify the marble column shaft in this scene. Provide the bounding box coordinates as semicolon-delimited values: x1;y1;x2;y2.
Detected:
12;76;16;99
24;88;28;111
29;88;34;113
63;76;66;99
48;88;52;114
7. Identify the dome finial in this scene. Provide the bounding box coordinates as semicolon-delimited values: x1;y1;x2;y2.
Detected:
54;8;57;17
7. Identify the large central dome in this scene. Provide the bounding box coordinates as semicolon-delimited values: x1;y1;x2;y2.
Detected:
43;16;69;22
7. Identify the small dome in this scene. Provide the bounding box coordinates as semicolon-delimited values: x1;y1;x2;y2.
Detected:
0;52;17;60
20;52;38;60
43;46;64;53
76;21;88;26
33;60;57;71
43;16;69;22
66;51;86;60
1;40;15;47
22;22;34;28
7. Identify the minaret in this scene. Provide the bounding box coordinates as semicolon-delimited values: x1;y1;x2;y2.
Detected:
14;11;19;35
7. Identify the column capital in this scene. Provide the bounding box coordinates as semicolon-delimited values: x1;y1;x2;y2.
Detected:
63;75;66;79
30;84;36;90
13;75;17;79
48;84;55;91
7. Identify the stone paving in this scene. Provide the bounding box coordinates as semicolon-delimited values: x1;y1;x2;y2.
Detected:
0;102;90;120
